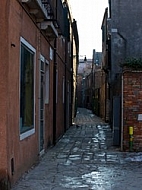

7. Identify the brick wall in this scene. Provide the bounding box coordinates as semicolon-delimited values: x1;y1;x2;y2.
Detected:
123;71;142;151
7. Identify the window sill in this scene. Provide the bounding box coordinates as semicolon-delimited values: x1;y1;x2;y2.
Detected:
20;128;35;141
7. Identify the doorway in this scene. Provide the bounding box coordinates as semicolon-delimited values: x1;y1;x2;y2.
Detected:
39;55;45;153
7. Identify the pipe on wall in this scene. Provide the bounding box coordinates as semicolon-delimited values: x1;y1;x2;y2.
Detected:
53;37;57;145
121;74;124;151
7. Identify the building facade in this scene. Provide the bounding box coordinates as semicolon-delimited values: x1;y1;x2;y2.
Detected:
77;58;92;108
101;8;110;122
0;0;79;188
101;0;142;150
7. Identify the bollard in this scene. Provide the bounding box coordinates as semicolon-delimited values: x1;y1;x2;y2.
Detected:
129;126;133;151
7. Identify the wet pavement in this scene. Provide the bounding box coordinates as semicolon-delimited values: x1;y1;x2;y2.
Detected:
12;108;142;190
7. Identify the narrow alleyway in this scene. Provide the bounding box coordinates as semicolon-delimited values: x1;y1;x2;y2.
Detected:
12;108;142;190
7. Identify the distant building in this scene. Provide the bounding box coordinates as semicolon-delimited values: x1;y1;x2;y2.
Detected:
93;50;102;66
77;57;93;107
78;57;92;76
77;51;103;112
101;0;142;151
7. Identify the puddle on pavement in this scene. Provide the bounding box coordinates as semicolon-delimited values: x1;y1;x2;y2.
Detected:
125;153;142;162
69;155;81;160
59;138;70;143
60;176;89;189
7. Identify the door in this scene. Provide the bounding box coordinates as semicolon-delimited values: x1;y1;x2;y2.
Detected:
39;56;45;152
113;96;121;146
66;81;70;130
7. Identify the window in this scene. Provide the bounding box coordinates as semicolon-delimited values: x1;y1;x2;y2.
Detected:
45;60;49;104
63;76;65;104
102;25;105;42
20;37;35;139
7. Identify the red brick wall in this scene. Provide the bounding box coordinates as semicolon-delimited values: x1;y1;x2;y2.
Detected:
123;71;142;151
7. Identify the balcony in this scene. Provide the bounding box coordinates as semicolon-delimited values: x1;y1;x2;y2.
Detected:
42;0;64;35
21;0;65;38
40;21;58;39
41;0;55;18
21;0;48;20
56;0;64;35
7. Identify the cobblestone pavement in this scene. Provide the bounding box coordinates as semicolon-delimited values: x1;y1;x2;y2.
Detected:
12;108;142;190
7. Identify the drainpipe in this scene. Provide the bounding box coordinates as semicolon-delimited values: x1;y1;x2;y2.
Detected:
121;73;124;151
64;33;67;132
63;1;68;132
53;0;58;145
115;31;127;151
64;63;67;132
53;38;57;145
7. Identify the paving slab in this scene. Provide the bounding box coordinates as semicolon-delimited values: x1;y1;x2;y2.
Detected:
12;108;142;190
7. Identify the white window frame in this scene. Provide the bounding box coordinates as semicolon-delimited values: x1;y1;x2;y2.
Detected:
20;37;36;140
45;60;50;104
40;54;45;72
50;47;53;60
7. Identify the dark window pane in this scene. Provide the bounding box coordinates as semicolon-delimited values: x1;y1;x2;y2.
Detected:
20;43;34;133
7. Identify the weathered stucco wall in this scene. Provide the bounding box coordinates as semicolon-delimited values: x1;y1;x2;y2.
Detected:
111;0;142;82
0;0;10;187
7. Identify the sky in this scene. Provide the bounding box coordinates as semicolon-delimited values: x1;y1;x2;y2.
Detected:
69;0;109;59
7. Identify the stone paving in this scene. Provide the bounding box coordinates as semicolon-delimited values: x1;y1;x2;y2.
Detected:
12;108;142;190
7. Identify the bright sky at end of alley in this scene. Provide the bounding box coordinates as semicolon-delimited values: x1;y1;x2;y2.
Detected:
69;0;108;59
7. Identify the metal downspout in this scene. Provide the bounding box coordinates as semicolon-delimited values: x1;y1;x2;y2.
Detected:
53;38;57;145
121;73;124;151
64;40;67;132
64;68;67;132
